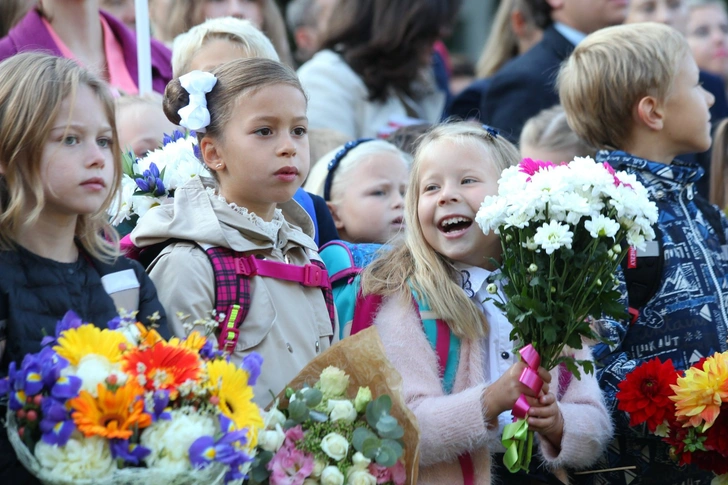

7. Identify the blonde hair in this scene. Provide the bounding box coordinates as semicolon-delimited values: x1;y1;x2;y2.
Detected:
362;123;520;340
167;0;293;67
0;53;121;261
710;118;728;209
172;16;280;77
304;140;410;202
520;106;596;159
558;23;689;149
476;0;519;78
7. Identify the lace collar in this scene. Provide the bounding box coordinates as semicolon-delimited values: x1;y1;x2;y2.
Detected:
207;188;284;242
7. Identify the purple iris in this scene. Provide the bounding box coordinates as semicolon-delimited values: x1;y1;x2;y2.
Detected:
107;313;137;331
39;347;69;388
188;415;252;475
135;163;166;197
145;390;172;422
200;339;225;360
50;375;81;400
110;439;151;465
162;130;187;145
242;353;263;387
39;398;75;446
41;310;83;347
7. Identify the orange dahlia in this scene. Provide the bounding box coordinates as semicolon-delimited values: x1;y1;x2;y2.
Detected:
69;381;151;439
122;342;202;396
670;352;728;430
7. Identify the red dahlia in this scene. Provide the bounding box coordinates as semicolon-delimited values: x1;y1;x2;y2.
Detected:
617;357;679;432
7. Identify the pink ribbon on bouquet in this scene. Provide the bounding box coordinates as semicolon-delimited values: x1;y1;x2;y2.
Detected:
512;344;543;420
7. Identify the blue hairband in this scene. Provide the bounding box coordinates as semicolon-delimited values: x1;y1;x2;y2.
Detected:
323;138;374;201
482;124;499;139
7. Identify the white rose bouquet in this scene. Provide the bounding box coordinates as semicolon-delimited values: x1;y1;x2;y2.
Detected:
0;310;264;485
475;157;658;473
247;329;417;485
109;130;208;233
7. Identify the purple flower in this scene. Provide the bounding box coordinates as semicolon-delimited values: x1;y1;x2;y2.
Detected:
145;390;172;421
135;178;150;192
110;439;151;465
40;398;75;446
0;377;8;397
242;353;263;386
51;375;82;400
40;348;69;388
162;130;187;145
193;143;202;160
42;311;83;347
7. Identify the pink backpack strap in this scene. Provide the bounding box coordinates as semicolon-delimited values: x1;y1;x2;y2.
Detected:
205;249;336;352
350;292;383;335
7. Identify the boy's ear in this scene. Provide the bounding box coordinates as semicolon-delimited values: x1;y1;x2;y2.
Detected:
199;136;225;172
326;201;345;230
635;96;665;131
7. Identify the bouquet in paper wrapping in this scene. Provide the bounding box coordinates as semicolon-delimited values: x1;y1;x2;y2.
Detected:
247;327;419;485
617;352;728;484
475;157;658;472
0;310;264;485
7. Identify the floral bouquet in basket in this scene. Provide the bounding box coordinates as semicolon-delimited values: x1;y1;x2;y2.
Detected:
248;327;419;485
110;130;208;233
0;310;264;485
616;353;728;483
475;157;658;472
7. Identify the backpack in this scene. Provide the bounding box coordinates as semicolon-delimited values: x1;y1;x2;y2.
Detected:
120;235;336;353
621;196;727;323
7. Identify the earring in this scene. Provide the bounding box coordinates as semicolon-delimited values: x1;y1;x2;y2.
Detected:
216;163;223;169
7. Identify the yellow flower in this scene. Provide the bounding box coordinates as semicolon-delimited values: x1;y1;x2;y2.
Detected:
69;381;151;439
168;331;207;352
54;324;128;366
206;360;263;446
670;352;728;430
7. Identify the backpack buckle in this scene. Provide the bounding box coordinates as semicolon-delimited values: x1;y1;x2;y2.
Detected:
628;307;639;325
235;256;259;276
218;326;240;353
302;264;324;287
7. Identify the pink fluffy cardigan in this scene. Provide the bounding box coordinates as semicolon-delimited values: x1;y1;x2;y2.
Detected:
373;294;613;485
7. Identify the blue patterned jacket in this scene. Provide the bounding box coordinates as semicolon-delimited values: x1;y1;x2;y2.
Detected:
590;150;728;485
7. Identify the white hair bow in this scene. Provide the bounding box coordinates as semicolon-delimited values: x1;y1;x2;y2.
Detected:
177;71;218;132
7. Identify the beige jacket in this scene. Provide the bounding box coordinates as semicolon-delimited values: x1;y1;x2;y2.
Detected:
131;177;337;407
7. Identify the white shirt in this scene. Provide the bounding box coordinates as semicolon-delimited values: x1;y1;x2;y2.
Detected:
553;22;587;47
457;264;517;450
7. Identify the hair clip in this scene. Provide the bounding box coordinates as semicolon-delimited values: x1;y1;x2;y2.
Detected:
178;71;217;132
323;138;374;201
482;124;499;139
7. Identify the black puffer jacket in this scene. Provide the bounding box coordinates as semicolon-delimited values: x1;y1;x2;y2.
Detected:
0;244;168;484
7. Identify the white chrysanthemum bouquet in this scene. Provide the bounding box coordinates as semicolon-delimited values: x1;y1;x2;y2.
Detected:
476;157;658;374
476;157;657;473
110;131;208;231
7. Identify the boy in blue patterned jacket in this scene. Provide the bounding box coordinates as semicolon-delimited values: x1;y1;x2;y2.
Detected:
558;23;728;485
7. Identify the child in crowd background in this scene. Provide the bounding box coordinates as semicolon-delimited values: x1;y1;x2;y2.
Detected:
131;58;337;406
559;22;726;484
166;0;292;66
0;52;167;483
710;118;728;210
686;0;728;85
305;140;410;244
115;93;177;158
171;16;280;77
361;123;611;484
520;105;596;163
171;15;338;247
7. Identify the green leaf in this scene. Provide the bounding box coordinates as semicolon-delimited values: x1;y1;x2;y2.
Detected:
375;445;397;467
304;388;323;408
288;399;309;422
309;410;329;422
381;439;404;459
362;436;381;459
353;427;376;452
365;395;392;428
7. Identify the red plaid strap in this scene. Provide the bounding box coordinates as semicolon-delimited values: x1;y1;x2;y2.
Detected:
204;248;336;353
205;247;251;354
